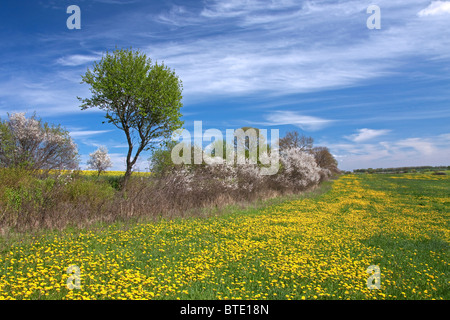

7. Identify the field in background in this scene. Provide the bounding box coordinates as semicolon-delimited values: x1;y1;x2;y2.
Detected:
54;170;152;177
0;173;448;300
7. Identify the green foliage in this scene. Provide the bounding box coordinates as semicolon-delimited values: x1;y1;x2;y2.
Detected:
103;175;123;190
208;138;231;159
148;140;179;176
63;178;115;204
0;120;17;167
0;172;56;212
0;167;33;190
233;127;270;164
0;168;115;216
78;47;184;184
353;166;449;174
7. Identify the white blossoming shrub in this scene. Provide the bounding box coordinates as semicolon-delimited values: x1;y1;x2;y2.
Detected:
206;160;239;192
8;113;41;142
235;159;264;193
157;145;328;205
87;146;113;176
318;168;332;182
275;147;322;191
173;160;238;193
0;113;79;170
162;166;195;193
163;154;268;203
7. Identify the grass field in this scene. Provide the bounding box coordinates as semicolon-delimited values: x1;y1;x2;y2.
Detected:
0;173;448;300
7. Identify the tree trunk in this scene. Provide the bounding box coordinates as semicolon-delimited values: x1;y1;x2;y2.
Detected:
121;125;146;190
121;126;134;190
121;165;132;190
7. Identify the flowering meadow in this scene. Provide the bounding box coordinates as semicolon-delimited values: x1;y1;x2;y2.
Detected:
0;173;448;300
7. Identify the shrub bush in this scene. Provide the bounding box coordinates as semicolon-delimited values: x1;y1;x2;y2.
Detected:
0;144;336;233
62;177;115;204
0;113;79;170
275;147;322;191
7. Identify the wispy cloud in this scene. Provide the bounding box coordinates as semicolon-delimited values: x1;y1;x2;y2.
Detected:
4;0;450;111
256;111;335;131
0;76;94;117
143;0;450;99
69;130;113;138
418;1;450;16
200;0;298;19
155;5;201;27
345;128;391;142
56;54;103;67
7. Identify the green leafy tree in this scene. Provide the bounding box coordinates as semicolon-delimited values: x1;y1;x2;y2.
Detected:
233;127;269;164
148;140;180;176
209;138;234;160
78;48;183;187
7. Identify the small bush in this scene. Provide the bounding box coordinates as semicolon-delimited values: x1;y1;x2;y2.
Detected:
103;175;122;190
0;168;117;232
2;177;55;212
275;148;322;191
63;177;115;204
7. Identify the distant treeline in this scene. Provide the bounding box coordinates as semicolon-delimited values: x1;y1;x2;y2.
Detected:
351;166;450;174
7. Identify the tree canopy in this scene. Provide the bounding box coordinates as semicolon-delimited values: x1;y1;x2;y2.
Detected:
78;48;183;187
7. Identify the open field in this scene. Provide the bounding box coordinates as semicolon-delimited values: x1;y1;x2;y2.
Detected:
48;170;152;178
0;173;448;300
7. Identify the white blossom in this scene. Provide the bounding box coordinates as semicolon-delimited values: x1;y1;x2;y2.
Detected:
0;113;79;170
161;145;325;197
87;146;112;175
277;147;322;189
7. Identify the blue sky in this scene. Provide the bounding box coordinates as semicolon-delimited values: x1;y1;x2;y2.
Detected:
1;0;449;171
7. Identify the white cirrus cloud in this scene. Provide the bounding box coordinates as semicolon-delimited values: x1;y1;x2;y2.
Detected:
144;0;450;100
418;1;450;16
56;54;103;66
69;130;113;138
259;110;335;131
345;128;391;142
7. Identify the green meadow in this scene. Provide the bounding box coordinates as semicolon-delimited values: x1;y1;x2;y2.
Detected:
0;173;448;300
